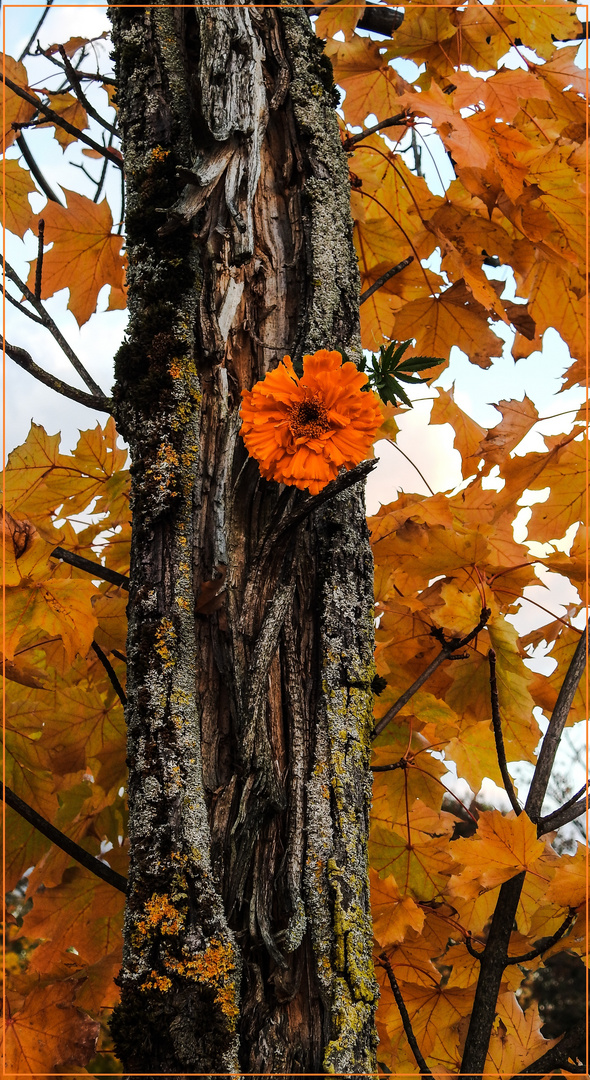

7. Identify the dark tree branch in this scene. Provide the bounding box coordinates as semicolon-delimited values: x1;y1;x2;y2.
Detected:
2;781;127;894
277;458;378;537
57;44;119;136
5;291;44;325
371;760;404;772
461;872;526;1079
91;640;127;705
538;793;588;835
4;75;123;168
373;608;491;738
488;649;522;816
2;337;112;412
34;219;45;300
359;256;414;305
2;258;106;397
16;132;65;205
344;112;410;150
18;0;54;61
512;1016;588;1077
525;623;587;822
504;911;576;965
378;952;433;1078
51;546;129;590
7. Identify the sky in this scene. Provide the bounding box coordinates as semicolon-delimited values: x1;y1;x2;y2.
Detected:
3;2;587;820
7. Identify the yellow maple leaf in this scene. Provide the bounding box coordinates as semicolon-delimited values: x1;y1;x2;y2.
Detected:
0;158;36;237
1;56;37;149
370;868;426;946
26;189;126;326
392;286;504;369
450;810;546;893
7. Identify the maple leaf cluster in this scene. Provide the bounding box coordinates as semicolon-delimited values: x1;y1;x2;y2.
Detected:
2;5;588;1075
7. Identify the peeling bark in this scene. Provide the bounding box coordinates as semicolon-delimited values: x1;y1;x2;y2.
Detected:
109;2;378;1072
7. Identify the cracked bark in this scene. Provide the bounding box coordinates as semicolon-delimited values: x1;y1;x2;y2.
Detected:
109;1;378;1073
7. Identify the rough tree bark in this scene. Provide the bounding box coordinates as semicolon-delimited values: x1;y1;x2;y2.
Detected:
108;2;378;1072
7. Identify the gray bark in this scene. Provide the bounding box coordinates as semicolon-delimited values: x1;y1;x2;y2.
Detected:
109;2;378;1072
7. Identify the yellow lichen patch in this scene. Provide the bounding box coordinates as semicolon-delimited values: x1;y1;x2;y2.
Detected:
150;146;170;162
154;617;176;668
136;892;185;936
169;359;183;379
140;970;172;992
167;937;239;1023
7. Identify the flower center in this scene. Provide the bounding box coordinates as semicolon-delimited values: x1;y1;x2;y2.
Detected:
288;393;331;440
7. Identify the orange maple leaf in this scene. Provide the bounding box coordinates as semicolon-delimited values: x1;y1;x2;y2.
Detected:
26;189;126;326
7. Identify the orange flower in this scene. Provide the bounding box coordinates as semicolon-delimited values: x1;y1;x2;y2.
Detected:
239;349;382;495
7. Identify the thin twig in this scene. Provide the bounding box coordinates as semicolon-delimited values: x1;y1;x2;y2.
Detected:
51;546;129;590
2;338;112;412
359;256;414;305
2;782;127;894
378;952;433;1077
2;258;106;397
16;133;64;205
4;292;44;325
387;440;435;496
488;649;521;816
91;640;127;705
525;622;588;822
57;44;118;136
464;934;485;960
4;75;123;168
371;761;404;772
504;911;576;965
18;0;54;61
344;112;410;150
34;219;45;300
373;608;491;738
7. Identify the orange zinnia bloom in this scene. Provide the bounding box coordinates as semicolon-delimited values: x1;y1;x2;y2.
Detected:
239;349;382;495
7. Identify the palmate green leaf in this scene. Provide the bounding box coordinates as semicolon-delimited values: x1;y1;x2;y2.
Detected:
359;339;445;407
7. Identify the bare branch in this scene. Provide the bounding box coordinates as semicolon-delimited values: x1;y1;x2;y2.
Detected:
344;112;410;150
538;792;587;835
4;74;123;168
18;0;54;61
378;952;433;1077
34;219;45;300
2;258;106;397
371;760;404;773
5;291;44;325
91;640;127;705
276;458;378;537
488;649;522;816
2;781;127;894
16;132;65;205
359;256;414;305
504;911;576;965
373;608;491;738
525;623;587;822
51;546;129;590
57;44;118;136
2;337;112;412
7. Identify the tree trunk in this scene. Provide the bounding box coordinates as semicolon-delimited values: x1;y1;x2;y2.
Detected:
109;2;378;1072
